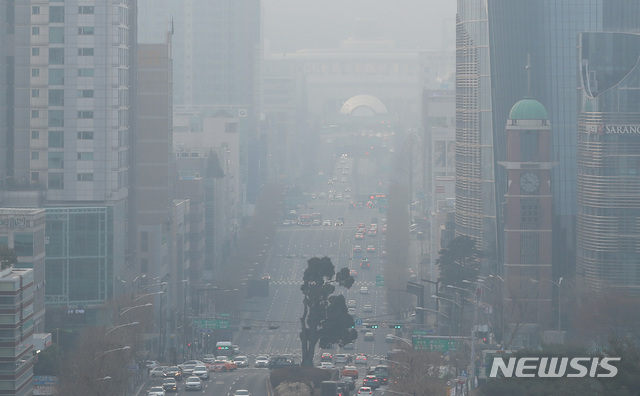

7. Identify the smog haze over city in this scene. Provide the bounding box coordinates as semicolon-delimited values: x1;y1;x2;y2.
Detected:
1;1;640;395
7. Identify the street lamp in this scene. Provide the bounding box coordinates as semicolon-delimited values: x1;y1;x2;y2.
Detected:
530;277;563;330
445;285;479;392
119;303;152;316
139;281;167;292
95;346;131;360
105;321;139;335
386;335;413;349
416;306;449;319
133;290;164;303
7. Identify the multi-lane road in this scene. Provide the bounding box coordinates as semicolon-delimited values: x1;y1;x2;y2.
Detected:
149;131;402;395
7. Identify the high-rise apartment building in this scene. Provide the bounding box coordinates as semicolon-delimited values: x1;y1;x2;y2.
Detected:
577;32;640;294
455;0;640;280
0;0;137;326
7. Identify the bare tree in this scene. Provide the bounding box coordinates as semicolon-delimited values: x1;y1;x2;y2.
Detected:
387;347;448;396
275;382;313;396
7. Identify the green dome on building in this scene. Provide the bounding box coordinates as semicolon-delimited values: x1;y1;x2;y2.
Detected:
509;98;548;120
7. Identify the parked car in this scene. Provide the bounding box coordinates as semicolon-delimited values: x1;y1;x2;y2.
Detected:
254;355;269;368
148;386;166;396
209;360;237;372
183;376;202;391
233;355;249;368
192;365;209;379
149;367;166;379
161;378;177;392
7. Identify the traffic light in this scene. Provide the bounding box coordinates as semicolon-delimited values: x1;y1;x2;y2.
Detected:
389;324;402;329
370;195;375;200
367;324;378;329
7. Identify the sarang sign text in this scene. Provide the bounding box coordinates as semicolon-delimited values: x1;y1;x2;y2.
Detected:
490;357;620;378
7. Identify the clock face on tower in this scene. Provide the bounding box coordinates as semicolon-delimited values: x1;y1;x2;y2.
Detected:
520;172;540;193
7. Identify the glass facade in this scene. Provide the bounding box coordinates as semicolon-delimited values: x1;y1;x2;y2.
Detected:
577;32;640;293
44;207;113;307
455;0;640;277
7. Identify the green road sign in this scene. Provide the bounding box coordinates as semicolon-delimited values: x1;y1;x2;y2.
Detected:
191;318;230;329
375;275;385;286
413;338;460;352
413;329;428;336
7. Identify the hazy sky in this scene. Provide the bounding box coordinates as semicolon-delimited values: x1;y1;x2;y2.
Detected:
262;0;456;53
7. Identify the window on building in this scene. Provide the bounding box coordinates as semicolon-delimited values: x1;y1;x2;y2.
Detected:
78;90;93;98
31;152;39;160
31;131;39;139
77;111;93;119
14;234;34;256
78;48;94;56
49;69;64;84
49;7;64;23
77;152;93;161
48;110;64;127
48;131;64;148
48;152;64;169
31;68;39;77
32;27;39;35
77;173;93;181
77;131;93;140
31;110;39;118
31;89;39;98
78;6;94;14
78;27;94;35
48;89;64;106
78;69;94;77
31;48;39;56
32;6;40;15
31;172;39;181
48;173;64;189
49;27;64;43
49;48;64;65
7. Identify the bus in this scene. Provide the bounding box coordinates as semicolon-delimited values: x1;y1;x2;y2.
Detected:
215;341;234;359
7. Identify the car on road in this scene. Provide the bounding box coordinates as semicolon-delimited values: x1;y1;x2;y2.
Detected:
183;376;202;391
165;366;182;381
349;269;358;278
209;360;237;372
347;300;356;308
360;286;369;294
335;354;351;365
145;360;160;370
254;355;269;368
364;331;375;341
366;245;375;252
353;245;362;253
268;356;297;369
363;304;373;313
312;219;321;226
334;220;344;226
322;219;332;226
355;354;368;365
162;378;177;392
149;367;166;379
181;364;196;377
381;250;387;258
319;361;334;369
358;387;373;394
179;360;204;370
192;365;209;379
233;355;249;368
148;386;166;396
341;365;359;379
321;352;333;362
362;375;380;389
360;258;370;268
234;391;250;396
261;274;271;280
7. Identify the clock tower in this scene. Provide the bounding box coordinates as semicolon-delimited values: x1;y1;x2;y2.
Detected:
500;97;555;330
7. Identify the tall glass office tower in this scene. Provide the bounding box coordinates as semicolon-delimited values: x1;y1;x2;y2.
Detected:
455;0;640;278
577;32;640;293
